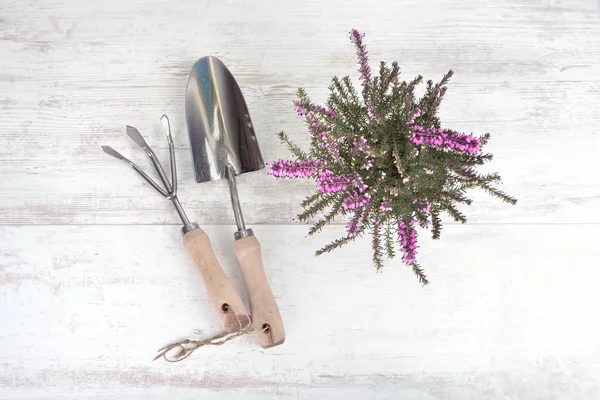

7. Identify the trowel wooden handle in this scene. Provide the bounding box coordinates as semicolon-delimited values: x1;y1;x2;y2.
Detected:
234;235;285;348
183;228;250;333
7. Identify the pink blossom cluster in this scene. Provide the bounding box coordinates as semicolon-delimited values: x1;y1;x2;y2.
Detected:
351;135;368;155
342;192;371;211
362;158;374;171
316;173;367;203
346;212;363;238
318;130;341;157
407;107;481;154
316;172;351;193
349;29;365;41
410;125;482;154
350;174;368;193
417;200;431;228
269;156;372;204
267;159;322;178
306;114;320;133
304;113;324;136
293;100;336;119
398;219;418;265
379;199;392;212
315;171;368;196
349;135;373;170
349;29;371;87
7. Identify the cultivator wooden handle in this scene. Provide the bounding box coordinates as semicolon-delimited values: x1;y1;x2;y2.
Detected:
184;228;250;333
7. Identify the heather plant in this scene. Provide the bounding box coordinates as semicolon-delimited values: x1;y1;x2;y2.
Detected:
268;29;517;285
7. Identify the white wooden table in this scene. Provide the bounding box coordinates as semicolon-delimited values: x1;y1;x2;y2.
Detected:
2;1;600;398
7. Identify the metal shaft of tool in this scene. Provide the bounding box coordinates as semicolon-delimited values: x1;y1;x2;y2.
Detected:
170;196;190;227
226;164;245;231
226;165;254;240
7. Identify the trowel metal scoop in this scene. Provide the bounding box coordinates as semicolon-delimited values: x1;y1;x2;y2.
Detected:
185;56;285;348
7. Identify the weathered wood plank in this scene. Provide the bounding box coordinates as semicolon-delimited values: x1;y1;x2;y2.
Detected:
1;0;599;225
1;224;599;399
0;135;598;225
2;0;600;398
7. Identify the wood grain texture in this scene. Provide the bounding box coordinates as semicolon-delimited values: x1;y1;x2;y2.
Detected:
1;0;600;398
1;225;600;399
183;228;250;332
235;235;285;348
1;0;600;225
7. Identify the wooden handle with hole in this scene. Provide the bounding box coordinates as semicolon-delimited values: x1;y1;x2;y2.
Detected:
183;228;250;333
235;235;285;348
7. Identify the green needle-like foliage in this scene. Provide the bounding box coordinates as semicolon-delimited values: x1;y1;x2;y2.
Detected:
268;29;517;285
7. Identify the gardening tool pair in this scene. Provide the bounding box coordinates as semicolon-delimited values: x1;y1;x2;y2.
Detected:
102;57;284;358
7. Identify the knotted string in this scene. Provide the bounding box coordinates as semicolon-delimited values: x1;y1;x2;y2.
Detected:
153;309;270;362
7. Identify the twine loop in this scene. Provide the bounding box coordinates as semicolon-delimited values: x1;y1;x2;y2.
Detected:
153;307;270;362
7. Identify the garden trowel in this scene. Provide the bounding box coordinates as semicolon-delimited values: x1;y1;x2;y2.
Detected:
185;56;285;348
